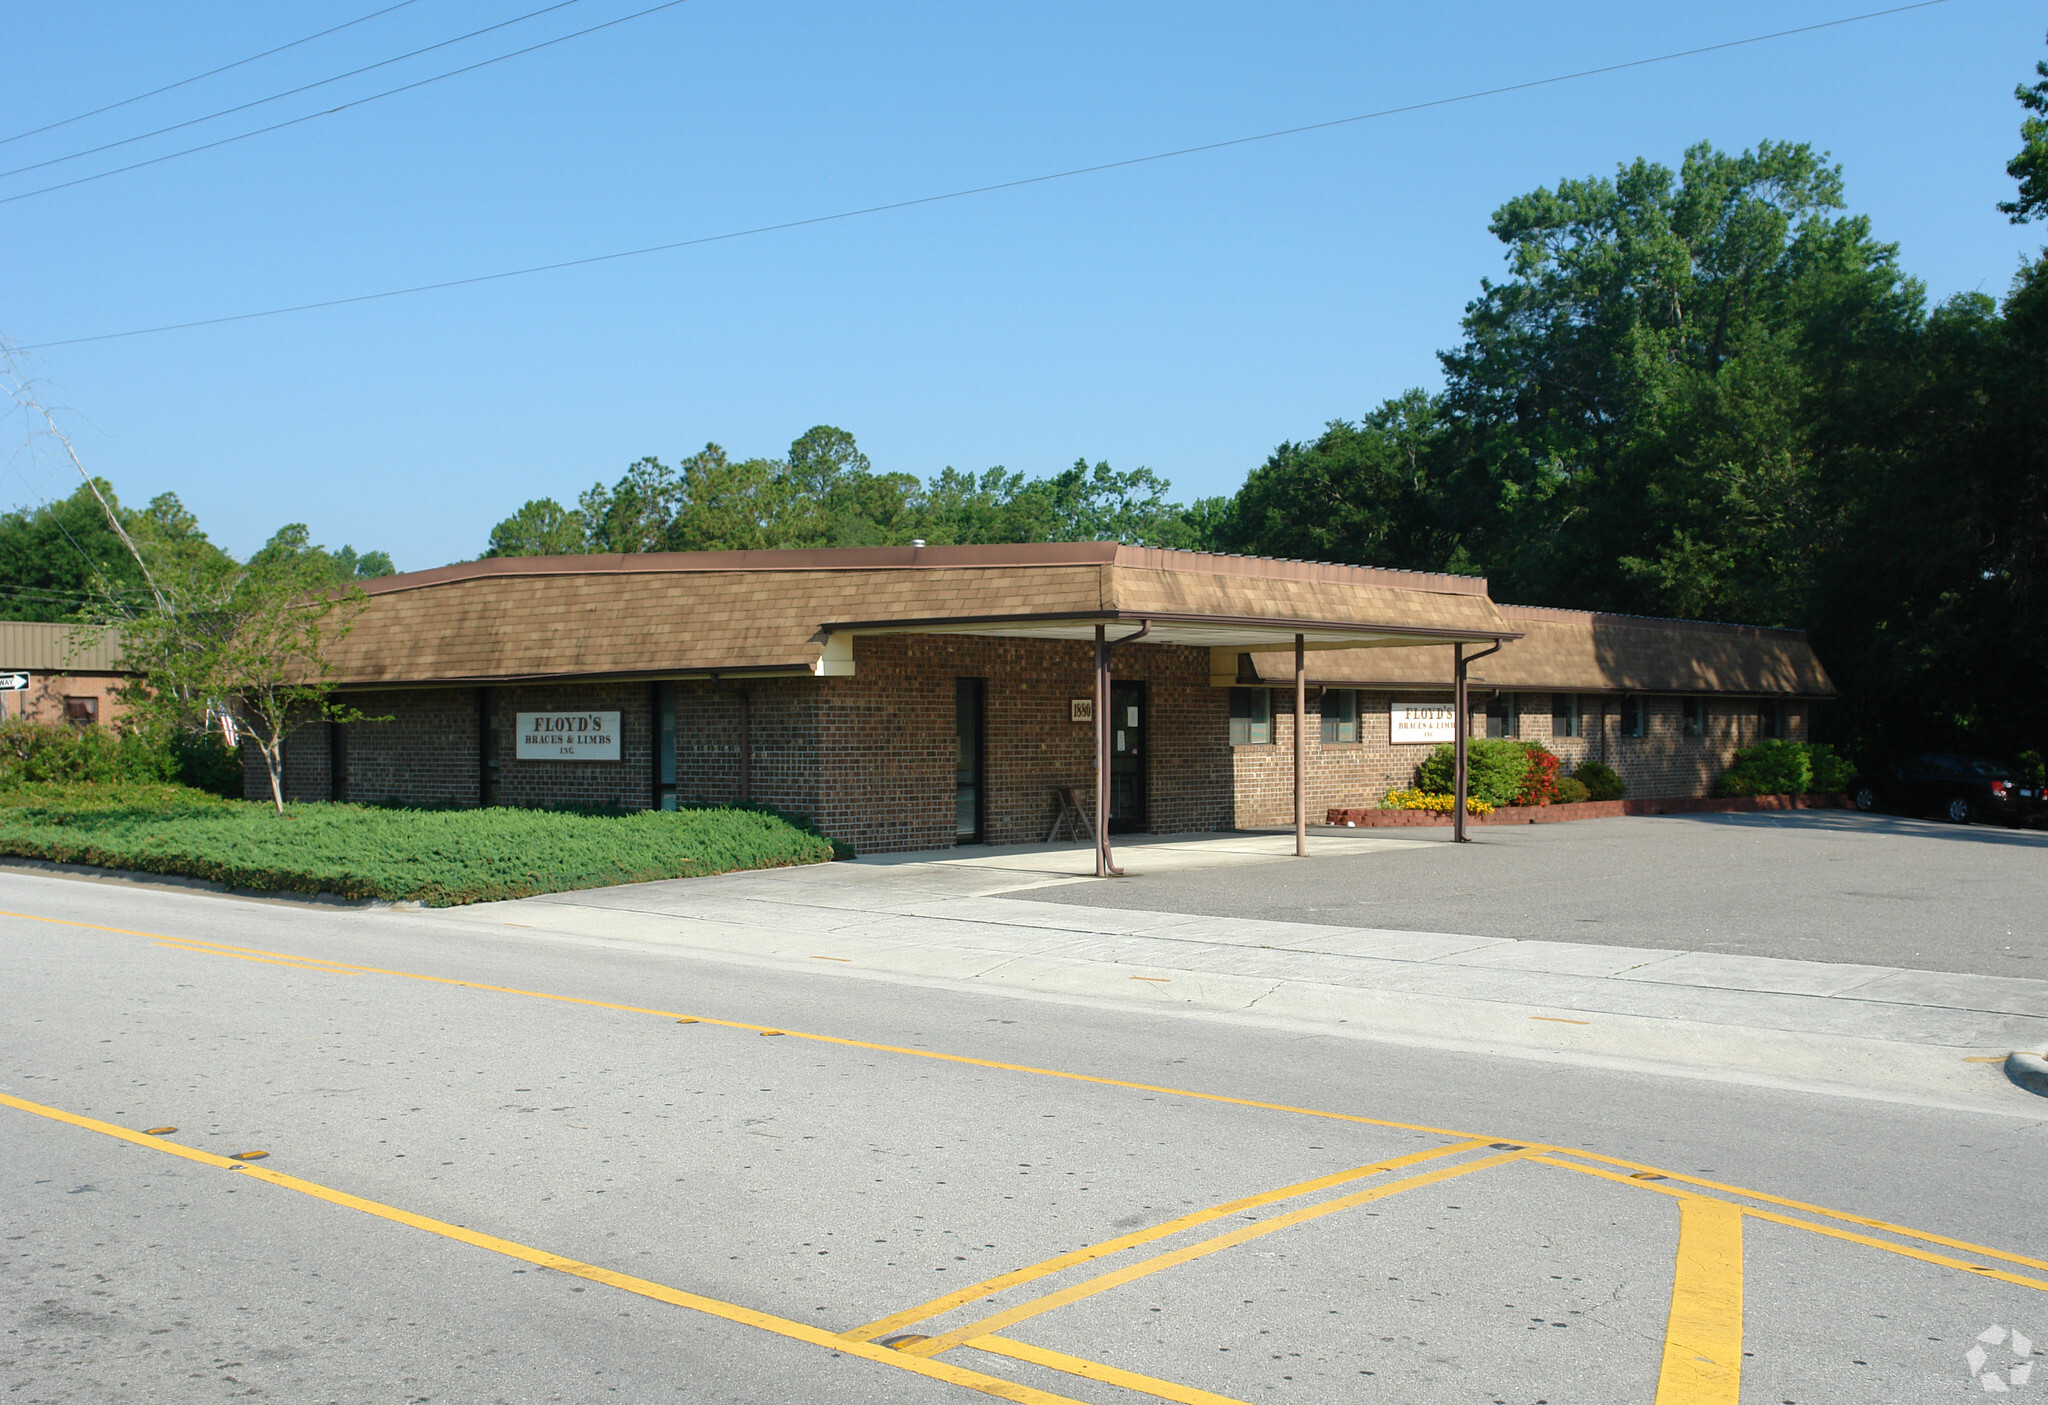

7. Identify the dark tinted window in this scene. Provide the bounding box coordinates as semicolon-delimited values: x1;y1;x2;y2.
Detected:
1320;689;1358;745
1485;694;1518;739
1229;688;1271;746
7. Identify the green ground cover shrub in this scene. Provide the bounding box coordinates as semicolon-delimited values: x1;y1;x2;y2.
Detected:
1553;776;1591;804
1415;738;1536;808
0;785;837;904
1573;761;1626;801
1716;740;1854;796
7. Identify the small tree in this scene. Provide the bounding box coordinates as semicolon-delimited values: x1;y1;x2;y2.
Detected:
90;540;376;815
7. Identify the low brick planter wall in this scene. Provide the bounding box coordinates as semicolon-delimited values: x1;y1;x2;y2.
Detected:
1325;792;1851;828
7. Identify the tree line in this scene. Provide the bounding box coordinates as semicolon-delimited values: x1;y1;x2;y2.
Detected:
484;429;1226;556
481;38;2048;766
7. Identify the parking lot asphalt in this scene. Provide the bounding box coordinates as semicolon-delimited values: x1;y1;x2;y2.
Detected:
1015;811;2048;981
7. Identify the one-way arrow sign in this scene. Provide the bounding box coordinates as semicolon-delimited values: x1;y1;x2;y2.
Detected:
0;673;28;692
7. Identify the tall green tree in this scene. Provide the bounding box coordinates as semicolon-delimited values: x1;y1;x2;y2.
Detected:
1432;139;1923;622
1214;390;1455;570
485;499;587;557
0;482;157;621
664;445;789;551
1999;30;2048;224
580;457;683;554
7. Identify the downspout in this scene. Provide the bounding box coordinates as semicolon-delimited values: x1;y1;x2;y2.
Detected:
1452;640;1503;845
711;675;751;806
1094;620;1151;878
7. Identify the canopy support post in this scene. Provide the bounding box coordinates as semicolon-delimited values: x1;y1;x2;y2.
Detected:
1294;632;1307;857
1453;643;1468;843
1092;620;1151;878
1095;626;1118;877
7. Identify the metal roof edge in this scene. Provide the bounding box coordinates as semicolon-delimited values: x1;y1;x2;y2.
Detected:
360;544;1491;599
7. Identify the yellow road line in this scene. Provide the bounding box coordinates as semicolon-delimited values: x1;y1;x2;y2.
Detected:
967;1334;1254;1405
1653;1196;1743;1405
901;1150;1531;1358
9;911;1478;1138
847;1139;1489;1342
1543;1147;2048;1275
153;937;367;970
0;1090;1086;1405
1528;1157;2048;1293
19;908;2047;1288
1738;1205;2048;1293
152;940;364;974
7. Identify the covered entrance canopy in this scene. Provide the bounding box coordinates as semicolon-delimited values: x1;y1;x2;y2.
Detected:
807;545;1521;874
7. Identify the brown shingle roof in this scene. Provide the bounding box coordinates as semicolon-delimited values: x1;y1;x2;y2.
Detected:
1240;605;1835;697
329;545;1514;685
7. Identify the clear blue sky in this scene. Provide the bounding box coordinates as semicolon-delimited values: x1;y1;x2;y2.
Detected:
4;0;2043;568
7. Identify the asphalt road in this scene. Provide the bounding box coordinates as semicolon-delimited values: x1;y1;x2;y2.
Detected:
1020;810;2048;980
6;869;2047;1403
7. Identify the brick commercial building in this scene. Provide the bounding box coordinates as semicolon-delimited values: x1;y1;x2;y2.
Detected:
0;622;131;728
254;544;1833;855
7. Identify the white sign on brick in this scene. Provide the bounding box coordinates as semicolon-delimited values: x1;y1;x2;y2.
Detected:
516;711;620;761
1390;702;1456;744
1070;698;1093;722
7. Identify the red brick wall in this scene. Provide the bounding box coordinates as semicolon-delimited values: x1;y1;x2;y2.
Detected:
240;660;1808;842
671;679;820;818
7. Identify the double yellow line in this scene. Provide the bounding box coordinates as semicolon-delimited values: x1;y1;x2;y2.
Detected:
11;908;2048;1405
0;1088;1090;1405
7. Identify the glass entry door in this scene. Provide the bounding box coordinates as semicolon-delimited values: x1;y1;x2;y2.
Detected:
955;678;985;841
1109;681;1146;833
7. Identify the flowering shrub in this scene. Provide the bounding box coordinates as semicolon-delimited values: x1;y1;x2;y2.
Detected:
1382;788;1494;816
1515;744;1561;806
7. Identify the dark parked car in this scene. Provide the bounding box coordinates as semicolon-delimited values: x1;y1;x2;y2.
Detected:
1852;753;2046;825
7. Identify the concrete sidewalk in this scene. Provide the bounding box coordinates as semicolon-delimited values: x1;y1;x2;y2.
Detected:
432;831;2048;1117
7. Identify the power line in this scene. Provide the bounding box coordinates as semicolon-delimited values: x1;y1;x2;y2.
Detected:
0;0;690;206
0;0;430;149
0;0;587;181
16;0;1952;351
